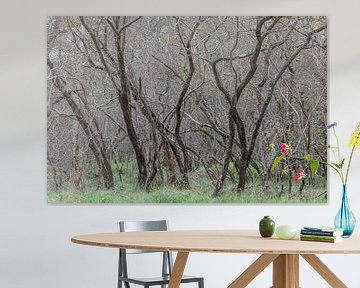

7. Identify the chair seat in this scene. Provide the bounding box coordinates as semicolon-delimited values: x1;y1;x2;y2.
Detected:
119;274;203;286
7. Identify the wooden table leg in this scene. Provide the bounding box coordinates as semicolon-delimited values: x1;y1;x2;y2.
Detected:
168;252;189;288
228;254;279;288
272;254;299;288
301;254;347;288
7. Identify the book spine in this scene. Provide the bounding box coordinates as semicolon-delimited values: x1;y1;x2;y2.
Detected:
300;234;338;240
300;230;336;236
300;237;337;243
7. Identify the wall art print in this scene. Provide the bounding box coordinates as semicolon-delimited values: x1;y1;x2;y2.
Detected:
47;16;327;204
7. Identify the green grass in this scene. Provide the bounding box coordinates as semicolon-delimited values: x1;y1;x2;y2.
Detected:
48;163;327;204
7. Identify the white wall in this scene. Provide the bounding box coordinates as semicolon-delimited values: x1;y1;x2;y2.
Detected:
1;0;360;287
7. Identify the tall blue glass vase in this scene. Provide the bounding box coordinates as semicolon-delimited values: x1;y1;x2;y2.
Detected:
334;185;356;237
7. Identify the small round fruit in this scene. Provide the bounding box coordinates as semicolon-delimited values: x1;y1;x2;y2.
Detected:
275;225;297;240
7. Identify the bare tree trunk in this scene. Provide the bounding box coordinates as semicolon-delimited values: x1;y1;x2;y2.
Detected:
237;163;248;192
72;128;84;190
129;75;185;187
47;152;63;191
162;139;178;184
212;108;236;197
212;17;275;196
172;19;202;187
114;18;148;186
48;58;114;189
138;79;159;190
118;88;148;186
262;162;273;196
80;16;148;187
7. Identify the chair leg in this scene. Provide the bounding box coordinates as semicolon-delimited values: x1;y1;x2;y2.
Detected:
198;278;204;288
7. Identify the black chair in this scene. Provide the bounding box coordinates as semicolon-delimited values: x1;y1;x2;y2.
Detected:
118;220;204;288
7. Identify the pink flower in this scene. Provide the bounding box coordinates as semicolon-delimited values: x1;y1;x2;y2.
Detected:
294;170;306;183
279;143;289;155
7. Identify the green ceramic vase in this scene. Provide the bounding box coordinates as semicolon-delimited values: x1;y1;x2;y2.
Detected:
259;216;275;238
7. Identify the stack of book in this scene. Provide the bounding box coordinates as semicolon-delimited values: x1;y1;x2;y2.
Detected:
300;226;344;243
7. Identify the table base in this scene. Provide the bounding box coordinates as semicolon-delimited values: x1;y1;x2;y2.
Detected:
168;252;348;288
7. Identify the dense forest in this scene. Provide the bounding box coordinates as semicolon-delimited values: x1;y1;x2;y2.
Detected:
47;16;327;203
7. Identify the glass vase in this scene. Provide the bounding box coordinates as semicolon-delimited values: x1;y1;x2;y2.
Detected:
334;185;356;237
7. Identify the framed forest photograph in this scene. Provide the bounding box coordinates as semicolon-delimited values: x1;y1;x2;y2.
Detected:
47;16;327;204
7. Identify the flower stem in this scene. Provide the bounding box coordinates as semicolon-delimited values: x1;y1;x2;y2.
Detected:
333;128;342;164
332;127;345;182
345;145;356;185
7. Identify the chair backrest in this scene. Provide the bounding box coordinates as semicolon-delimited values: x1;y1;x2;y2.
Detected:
118;220;174;283
119;220;169;254
120;220;168;232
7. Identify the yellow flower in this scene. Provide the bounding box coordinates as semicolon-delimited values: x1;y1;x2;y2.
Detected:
349;122;360;148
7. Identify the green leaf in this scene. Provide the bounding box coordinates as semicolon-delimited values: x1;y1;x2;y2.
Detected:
310;160;319;176
332;160;345;169
304;154;311;163
339;159;345;169
332;162;341;169
272;155;285;171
